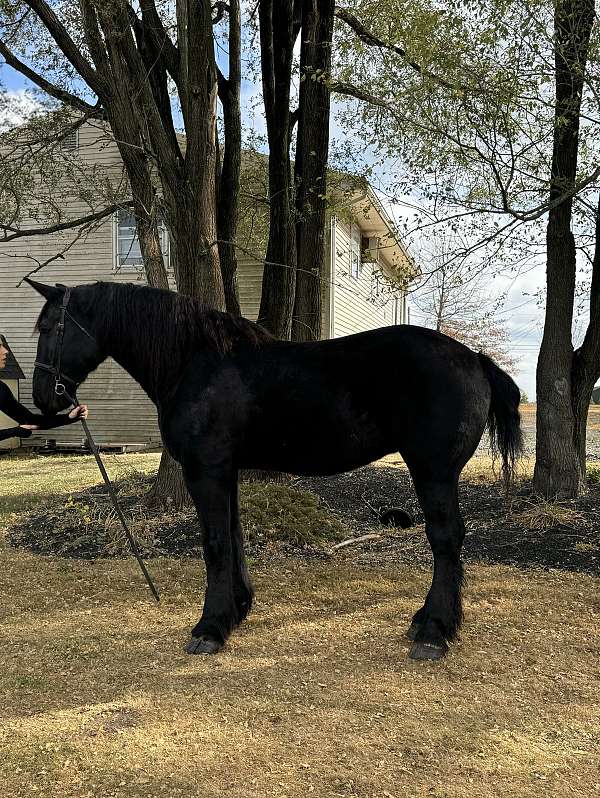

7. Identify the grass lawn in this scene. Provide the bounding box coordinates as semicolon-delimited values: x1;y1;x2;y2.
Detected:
1;452;599;798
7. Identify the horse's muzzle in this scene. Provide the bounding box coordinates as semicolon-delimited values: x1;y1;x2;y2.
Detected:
32;369;71;415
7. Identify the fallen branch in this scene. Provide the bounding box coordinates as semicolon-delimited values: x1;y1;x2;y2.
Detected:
329;533;383;553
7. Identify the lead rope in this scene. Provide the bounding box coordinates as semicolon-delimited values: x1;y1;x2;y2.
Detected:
68;392;160;603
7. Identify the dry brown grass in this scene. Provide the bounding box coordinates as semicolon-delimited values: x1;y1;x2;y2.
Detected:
1;452;599;798
377;452;536;484
0;450;161;527
511;500;586;531
0;547;599;798
521;402;600;431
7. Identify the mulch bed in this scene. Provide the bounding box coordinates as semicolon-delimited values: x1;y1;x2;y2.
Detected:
8;462;599;578
295;464;600;577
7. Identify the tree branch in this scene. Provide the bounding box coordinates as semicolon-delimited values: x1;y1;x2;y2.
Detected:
289;106;299;131
334;6;467;94
24;0;105;95
217;65;228;97
79;0;111;77
212;2;230;24
577;192;600;376
97;2;182;185
1;201;133;243
0;38;103;117
332;80;600;223
139;0;181;84
126;3;180;155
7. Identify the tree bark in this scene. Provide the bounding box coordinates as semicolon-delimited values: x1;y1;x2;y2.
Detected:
533;0;595;498
217;0;242;315
147;447;192;508
292;0;335;342
257;0;299;339
570;194;600;475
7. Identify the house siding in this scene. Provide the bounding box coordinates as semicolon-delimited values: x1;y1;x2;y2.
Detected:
237;220;333;339
237;257;265;321
331;218;397;338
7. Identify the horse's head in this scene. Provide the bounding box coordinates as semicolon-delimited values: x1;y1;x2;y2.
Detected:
27;280;104;414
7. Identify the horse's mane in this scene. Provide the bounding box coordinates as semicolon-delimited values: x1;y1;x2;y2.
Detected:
91;282;274;396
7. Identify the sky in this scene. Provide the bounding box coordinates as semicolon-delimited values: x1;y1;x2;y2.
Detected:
0;58;549;400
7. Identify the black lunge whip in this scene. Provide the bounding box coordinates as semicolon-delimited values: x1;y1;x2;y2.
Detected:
77;411;160;602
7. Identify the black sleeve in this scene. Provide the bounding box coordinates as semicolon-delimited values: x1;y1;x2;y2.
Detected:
0;426;32;442
0;381;77;429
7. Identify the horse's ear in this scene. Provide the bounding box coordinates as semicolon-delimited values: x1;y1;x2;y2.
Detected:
24;278;63;302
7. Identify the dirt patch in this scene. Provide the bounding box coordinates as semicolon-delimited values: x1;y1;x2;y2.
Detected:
6;455;600;577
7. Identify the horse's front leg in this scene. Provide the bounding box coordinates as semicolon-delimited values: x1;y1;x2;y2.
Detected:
184;469;237;655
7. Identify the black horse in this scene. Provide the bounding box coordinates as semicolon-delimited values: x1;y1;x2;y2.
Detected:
27;279;522;661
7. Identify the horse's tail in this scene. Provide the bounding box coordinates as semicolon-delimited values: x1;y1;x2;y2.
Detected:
478;352;523;488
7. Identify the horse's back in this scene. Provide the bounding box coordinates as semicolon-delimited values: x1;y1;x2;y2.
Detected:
222;325;491;475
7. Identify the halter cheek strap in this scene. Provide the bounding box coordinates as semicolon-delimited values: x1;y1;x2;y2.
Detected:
34;286;96;401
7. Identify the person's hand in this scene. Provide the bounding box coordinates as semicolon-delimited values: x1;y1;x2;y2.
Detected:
19;424;39;430
69;404;89;420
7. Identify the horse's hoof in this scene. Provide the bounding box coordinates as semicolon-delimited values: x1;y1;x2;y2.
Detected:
185;636;223;655
409;641;446;661
406;622;421;641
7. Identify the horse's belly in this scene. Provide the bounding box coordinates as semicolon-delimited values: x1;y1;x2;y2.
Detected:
238;418;390;476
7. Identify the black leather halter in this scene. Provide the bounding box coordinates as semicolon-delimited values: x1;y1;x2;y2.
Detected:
34;286;96;401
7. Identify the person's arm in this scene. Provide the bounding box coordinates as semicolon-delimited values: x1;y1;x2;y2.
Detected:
0;382;87;430
0;426;32;442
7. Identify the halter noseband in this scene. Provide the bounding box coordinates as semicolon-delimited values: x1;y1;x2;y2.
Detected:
34;286;96;403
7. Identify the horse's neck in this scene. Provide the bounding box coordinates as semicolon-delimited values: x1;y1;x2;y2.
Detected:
105;342;160;404
98;306;175;405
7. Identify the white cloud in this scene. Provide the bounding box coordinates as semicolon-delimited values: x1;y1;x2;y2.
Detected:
0;89;41;132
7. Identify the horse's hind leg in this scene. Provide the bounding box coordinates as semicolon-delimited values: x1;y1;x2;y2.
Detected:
407;474;465;661
229;480;254;623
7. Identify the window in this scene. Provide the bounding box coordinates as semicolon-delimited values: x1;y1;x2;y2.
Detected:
60;129;78;151
349;224;362;280
115;210;169;271
350;247;360;280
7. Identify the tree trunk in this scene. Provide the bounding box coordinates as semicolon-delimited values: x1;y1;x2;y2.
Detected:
147;448;191;508
292;0;335;342
571;195;600;476
257;0;299;339
217;0;242;316
532;0;595;498
151;2;224;510
571;357;595;476
168;184;225;309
